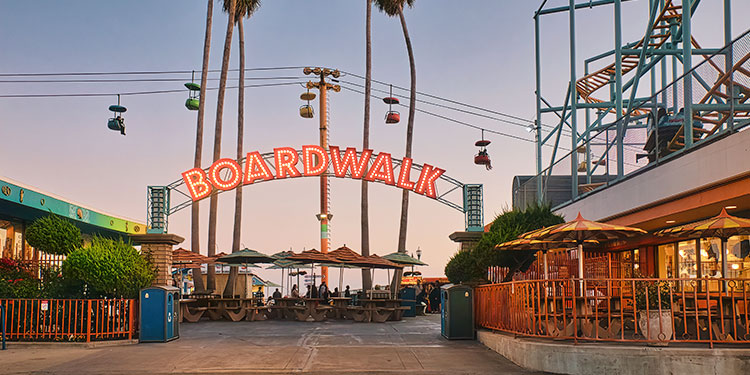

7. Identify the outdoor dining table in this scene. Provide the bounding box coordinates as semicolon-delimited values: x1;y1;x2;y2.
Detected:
330;297;351;319
349;299;396;323
271;297;303;320
205;298;262;322
179;298;202;323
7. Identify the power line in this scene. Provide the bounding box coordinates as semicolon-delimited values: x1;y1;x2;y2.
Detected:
338;84;535;144
0;76;306;84
0;81;304;98
340;70;537;126
339;79;534;130
0;66;307;77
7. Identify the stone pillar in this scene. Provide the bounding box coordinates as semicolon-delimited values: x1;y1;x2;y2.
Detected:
130;233;184;286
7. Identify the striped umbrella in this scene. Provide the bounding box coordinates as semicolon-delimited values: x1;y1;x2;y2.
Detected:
287;249;342;294
496;238;598;280
522;212;646;294
655;208;750;285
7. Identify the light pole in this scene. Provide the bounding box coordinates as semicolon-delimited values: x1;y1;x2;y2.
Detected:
415;247;422;274
304;67;340;287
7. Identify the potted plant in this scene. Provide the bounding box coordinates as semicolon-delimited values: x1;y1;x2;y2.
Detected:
634;273;674;345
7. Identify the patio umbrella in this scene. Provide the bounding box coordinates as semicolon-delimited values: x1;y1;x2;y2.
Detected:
216;248;276;298
286;249;342;295
171;248;214;294
655;208;750;286
349;255;403;299
271;251;298;295
495;238;598;280
382;252;428;266
326;245;367;297
521;212;646;295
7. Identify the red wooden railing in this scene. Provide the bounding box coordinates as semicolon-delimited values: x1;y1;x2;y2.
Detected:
475;278;750;347
0;299;136;342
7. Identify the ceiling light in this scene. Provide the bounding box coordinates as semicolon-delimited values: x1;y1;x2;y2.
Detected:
725;205;737;210
666;220;676;224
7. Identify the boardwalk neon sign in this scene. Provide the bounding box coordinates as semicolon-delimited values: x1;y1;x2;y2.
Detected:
181;146;445;201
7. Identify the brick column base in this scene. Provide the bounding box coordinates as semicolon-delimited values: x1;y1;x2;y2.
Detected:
130;233;184;286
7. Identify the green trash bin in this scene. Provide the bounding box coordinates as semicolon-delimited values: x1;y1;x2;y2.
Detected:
440;284;474;340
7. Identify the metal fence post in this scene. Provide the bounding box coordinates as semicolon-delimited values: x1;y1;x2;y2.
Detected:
86;300;92;343
128;299;134;340
1;304;6;350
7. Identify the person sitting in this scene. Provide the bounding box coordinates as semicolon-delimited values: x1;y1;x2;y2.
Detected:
305;285;312;298
344;285;351;298
291;284;300;298
272;288;282;300
318;282;329;302
331;287;339;298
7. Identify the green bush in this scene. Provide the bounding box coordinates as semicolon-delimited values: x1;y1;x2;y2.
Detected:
25;214;82;256
62;236;155;298
0;258;40;298
445;203;565;284
444;250;483;284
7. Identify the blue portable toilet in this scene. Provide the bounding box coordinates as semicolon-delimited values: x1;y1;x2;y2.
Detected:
139;286;180;342
441;284;474;340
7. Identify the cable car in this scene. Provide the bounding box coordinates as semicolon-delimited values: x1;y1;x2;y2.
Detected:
185;82;200;111
300;90;316;119
107;95;126;136
474;131;491;169
383;85;400;124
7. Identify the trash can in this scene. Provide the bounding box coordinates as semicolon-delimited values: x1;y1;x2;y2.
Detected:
399;287;416;317
139;286;180;343
441;284;474;340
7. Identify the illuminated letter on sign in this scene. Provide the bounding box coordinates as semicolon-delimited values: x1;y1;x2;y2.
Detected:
182;168;213;200
209;158;243;191
302;145;329;176
414;163;445;198
364;152;395;185
274;147;301;179
396;157;416;191
243;151;274;184
330;146;372;179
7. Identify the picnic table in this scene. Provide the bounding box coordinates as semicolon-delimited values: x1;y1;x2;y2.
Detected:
348;299;396;323
179;298;204;323
330;297;351;319
204;298;263;321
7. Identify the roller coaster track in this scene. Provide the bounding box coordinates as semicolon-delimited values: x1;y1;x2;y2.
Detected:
575;0;683;116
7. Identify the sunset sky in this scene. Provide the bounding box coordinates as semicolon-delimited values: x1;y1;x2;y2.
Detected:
1;0;747;288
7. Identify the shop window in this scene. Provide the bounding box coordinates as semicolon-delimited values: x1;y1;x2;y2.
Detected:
659;243;676;278
726;235;750;280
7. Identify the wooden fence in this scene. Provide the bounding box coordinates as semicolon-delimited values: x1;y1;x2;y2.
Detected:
0;298;136;342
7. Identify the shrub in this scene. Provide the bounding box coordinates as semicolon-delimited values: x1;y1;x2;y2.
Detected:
62;236;155;298
25;214;82;256
445;202;565;284
445;250;483;284
0;258;40;298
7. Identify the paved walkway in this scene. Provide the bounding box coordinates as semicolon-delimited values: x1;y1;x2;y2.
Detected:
6;314;545;374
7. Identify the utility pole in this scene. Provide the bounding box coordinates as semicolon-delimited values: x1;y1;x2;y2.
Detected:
304;67;340;287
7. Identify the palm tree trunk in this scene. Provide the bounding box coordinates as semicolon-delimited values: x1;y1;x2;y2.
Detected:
360;0;373;291
393;4;416;292
207;0;236;292
191;0;213;293
224;18;245;298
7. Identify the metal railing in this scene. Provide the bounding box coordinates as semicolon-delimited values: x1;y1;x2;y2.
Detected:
476;278;750;347
0;299;135;342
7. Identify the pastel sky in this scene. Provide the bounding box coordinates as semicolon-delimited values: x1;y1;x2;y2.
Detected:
1;1;747;288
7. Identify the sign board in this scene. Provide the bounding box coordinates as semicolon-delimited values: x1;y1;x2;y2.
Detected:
41;300;49;311
181;145;446;202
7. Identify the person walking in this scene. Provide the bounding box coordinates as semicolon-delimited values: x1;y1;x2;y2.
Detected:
428;283;441;313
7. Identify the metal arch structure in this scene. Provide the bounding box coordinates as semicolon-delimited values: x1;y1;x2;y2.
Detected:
147;149;484;234
531;0;749;205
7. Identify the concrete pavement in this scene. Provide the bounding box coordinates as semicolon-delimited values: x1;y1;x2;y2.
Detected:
5;314;546;374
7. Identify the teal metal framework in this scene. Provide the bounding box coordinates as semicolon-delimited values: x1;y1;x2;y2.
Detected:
147;150;483;233
533;0;743;204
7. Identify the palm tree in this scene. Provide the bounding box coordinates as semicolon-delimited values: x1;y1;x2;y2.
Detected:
360;0;373;291
224;0;261;298
191;0;214;293
206;0;237;292
374;0;416;291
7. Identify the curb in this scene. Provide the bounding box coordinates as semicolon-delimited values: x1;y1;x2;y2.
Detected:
4;339;139;349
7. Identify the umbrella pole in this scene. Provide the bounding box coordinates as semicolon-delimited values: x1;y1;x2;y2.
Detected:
721;237;728;292
339;267;343;298
578;243;585;297
543;251;549;280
